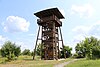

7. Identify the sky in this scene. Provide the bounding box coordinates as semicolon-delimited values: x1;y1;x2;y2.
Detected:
0;0;100;53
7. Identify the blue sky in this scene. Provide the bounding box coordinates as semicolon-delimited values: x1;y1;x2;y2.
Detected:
0;0;100;53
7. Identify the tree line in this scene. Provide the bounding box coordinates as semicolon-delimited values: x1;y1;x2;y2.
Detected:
0;36;100;61
75;36;100;59
0;41;34;60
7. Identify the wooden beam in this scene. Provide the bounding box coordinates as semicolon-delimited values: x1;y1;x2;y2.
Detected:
33;26;41;60
57;27;60;59
59;27;66;58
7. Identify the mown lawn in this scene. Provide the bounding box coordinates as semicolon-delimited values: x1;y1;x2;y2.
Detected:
0;56;72;67
65;58;100;67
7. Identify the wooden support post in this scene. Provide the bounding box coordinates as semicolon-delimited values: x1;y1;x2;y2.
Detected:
40;27;43;60
55;37;58;60
53;22;55;60
59;27;66;58
33;26;41;60
58;28;60;59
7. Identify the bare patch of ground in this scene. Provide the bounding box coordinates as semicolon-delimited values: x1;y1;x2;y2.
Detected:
54;59;78;67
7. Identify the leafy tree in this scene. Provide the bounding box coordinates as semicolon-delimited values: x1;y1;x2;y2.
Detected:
0;49;1;56
75;43;85;58
75;36;100;59
22;49;31;56
60;46;72;58
92;46;100;59
31;51;34;56
36;43;41;56
0;41;21;60
35;43;44;56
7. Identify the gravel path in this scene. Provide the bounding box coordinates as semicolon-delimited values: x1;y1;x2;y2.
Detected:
54;59;78;67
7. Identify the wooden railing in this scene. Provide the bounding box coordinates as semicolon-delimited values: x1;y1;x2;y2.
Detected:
37;15;62;26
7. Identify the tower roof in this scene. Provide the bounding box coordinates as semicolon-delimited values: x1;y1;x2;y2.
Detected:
34;8;64;19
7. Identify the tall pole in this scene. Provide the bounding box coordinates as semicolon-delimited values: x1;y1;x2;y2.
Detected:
33;26;41;60
59;27;66;58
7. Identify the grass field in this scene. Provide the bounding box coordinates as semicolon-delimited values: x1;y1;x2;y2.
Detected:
0;56;72;67
65;58;100;67
1;56;100;67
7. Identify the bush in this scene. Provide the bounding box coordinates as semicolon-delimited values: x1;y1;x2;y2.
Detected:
22;49;31;56
0;41;21;60
60;46;72;58
75;36;100;59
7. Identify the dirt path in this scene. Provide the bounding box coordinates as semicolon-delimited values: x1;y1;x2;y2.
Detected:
54;59;78;67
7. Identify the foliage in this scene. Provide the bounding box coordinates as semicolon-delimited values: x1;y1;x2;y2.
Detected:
0;41;21;60
60;46;72;58
36;43;41;56
36;43;44;56
75;36;100;59
0;49;1;56
36;43;72;58
31;51;34;56
22;49;31;56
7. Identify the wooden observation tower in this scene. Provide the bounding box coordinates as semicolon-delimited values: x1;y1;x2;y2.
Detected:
33;8;65;60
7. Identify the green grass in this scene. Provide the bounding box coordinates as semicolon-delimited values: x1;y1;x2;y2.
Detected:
65;59;100;67
0;57;7;64
1;56;100;67
0;56;72;67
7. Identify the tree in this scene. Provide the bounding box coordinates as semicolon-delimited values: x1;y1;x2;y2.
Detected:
75;43;85;58
36;43;41;56
60;45;72;58
22;49;31;56
75;36;100;59
35;43;44;56
0;41;21;60
31;51;34;56
0;49;1;56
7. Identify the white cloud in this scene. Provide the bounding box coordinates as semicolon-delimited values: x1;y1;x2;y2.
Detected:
72;35;85;43
72;21;100;44
72;26;89;35
3;16;30;33
0;35;6;42
16;41;33;52
88;21;100;35
70;3;94;18
71;21;100;53
0;35;7;48
0;35;33;51
16;41;27;52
